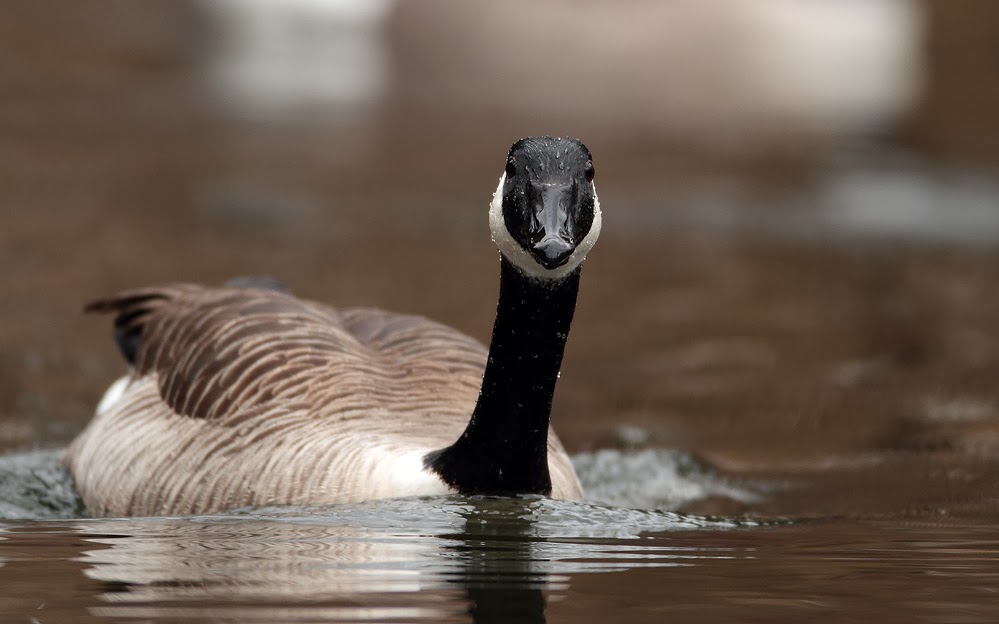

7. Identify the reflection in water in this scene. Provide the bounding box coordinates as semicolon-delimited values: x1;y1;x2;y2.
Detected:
442;503;552;624
0;451;752;620
3;508;999;622
69;498;733;622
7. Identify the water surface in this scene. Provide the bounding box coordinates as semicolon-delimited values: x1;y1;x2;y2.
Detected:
2;451;999;623
3;498;998;623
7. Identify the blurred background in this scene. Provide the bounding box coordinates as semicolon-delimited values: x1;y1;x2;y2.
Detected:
2;0;998;517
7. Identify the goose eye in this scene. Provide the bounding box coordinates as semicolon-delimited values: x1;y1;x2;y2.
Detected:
505;157;517;178
584;160;595;182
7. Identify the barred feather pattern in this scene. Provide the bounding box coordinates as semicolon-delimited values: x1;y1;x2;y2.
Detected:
64;285;582;517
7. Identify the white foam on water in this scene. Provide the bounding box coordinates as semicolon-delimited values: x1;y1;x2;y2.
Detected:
0;447;760;526
0;449;84;520
574;448;761;511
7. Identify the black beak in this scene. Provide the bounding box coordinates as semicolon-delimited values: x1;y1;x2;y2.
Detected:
533;235;573;269
529;185;575;269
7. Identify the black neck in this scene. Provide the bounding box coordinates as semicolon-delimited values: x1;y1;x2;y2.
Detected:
426;256;580;495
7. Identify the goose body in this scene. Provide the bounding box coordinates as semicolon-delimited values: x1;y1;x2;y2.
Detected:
65;137;601;517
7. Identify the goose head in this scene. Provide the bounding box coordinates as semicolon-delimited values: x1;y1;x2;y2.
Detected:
489;137;602;280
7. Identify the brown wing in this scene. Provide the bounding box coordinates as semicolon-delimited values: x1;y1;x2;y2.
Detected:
84;284;488;423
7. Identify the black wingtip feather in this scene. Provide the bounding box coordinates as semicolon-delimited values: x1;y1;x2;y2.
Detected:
84;292;171;365
113;325;142;365
84;292;169;315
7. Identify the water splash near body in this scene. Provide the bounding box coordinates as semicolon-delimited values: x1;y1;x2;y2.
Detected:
573;448;760;510
0;447;757;522
0;449;84;520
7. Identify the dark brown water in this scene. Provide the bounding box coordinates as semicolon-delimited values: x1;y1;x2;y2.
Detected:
2;499;999;623
3;2;999;622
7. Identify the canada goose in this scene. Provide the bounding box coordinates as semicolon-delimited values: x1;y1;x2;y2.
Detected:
64;136;601;517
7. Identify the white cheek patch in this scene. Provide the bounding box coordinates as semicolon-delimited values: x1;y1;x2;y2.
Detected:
488;173;602;281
